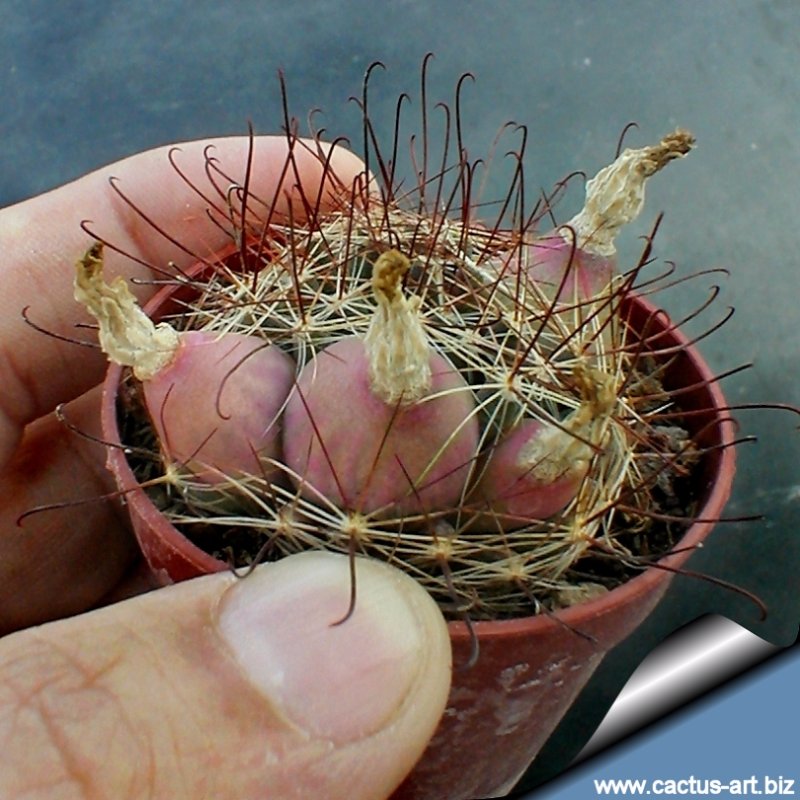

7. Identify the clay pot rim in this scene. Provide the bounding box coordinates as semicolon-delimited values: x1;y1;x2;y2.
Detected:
101;272;734;637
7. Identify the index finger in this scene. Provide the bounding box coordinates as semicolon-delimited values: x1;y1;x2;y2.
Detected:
0;136;365;469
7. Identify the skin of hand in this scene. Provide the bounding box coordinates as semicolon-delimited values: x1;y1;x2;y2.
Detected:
0;138;453;799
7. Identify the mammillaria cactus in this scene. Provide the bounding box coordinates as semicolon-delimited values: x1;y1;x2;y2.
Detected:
74;67;711;625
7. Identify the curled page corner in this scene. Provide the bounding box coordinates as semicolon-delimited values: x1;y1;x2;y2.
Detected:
573;614;782;764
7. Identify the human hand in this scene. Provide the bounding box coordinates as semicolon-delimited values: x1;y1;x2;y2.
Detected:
0;139;452;798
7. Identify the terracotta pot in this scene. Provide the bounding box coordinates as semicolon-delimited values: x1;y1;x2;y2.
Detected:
101;277;734;800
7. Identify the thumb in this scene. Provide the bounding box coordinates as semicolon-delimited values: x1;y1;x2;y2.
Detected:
0;551;452;800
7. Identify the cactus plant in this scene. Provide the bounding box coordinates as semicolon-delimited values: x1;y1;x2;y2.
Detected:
78;107;701;621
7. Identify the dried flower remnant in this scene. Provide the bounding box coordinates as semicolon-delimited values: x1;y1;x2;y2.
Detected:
282;249;479;517
75;244;294;483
